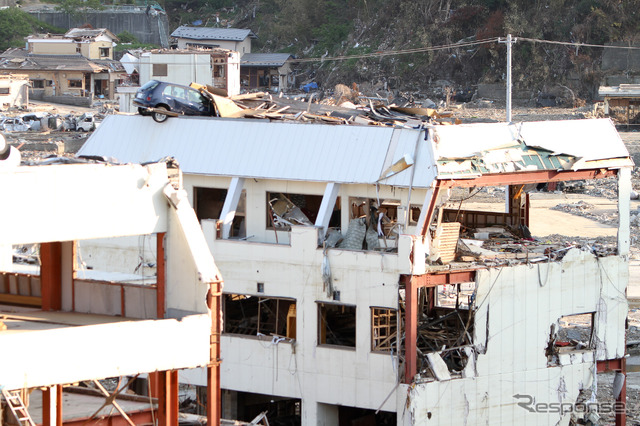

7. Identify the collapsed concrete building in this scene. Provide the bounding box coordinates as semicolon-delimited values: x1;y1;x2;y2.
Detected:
76;115;631;425
0;140;223;425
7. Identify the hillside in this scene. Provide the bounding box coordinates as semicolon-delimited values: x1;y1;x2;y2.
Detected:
160;0;640;102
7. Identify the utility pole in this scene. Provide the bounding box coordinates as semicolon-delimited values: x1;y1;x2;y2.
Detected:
499;34;517;122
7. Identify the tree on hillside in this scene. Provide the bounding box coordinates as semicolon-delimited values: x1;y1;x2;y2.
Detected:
55;0;103;22
0;8;64;52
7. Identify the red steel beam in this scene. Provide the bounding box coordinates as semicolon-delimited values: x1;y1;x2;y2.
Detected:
207;279;223;426
438;169;617;188
61;409;155;426
156;232;166;319
420;182;442;236
401;270;476;289
151;370;179;426
404;274;418;383
40;242;62;311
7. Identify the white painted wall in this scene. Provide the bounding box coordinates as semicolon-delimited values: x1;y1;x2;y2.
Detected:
0;314;211;391
139;53;213;87
1;163;169;245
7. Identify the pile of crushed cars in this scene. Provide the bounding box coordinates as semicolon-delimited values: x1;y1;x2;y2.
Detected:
0;111;101;132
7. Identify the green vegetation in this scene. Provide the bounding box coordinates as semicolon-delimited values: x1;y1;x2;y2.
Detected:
114;31;159;51
0;8;63;52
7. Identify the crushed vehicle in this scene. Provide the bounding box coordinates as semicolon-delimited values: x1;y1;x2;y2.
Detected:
0;116;29;132
60;112;98;131
133;80;215;123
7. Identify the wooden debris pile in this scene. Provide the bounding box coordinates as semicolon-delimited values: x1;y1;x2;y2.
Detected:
417;307;474;380
190;82;457;128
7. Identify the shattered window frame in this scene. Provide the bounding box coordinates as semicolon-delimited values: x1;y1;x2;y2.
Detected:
0;87;9;95
223;293;297;340
371;307;398;353
317;302;356;348
266;191;331;231
67;80;82;89
30;80;45;89
348;197;416;240
99;47;110;58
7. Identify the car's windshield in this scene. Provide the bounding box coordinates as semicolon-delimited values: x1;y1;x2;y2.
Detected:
140;80;160;91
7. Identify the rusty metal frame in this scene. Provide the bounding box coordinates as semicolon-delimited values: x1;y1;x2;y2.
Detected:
402;270;477;383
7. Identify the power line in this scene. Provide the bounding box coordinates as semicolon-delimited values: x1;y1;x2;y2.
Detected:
285;36;640;65
289;37;501;63
518;37;640;50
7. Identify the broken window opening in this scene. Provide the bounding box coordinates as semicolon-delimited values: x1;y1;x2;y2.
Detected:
68;79;82;88
413;287;475;380
546;313;595;366
435;283;475;310
337;197;418;252
318;302;356;348
371;307;398;353
224;391;301;426
267;192;334;231
223;294;296;340
194;186;246;239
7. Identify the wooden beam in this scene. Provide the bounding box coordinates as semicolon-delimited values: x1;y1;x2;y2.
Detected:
0;294;41;306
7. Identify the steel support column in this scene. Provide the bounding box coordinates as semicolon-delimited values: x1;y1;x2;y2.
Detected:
150;370;179;426
597;358;626;426
207;279;223;426
404;274;418;383
42;384;62;426
156;232;166;319
40;242;62;311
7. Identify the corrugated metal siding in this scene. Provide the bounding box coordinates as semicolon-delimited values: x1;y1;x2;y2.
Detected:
79;115;438;187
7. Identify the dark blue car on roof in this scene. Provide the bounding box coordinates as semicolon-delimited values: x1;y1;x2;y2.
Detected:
133;80;214;122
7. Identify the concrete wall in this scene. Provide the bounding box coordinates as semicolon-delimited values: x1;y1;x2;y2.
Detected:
602;42;640;71
477;83;531;101
28;8;170;47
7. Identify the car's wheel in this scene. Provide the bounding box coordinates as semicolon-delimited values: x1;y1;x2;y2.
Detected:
152;106;170;123
138;107;151;117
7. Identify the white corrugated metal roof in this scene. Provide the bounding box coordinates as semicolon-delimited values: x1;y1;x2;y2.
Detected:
78;115;438;188
78;116;630;188
171;26;255;41
432;119;629;161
